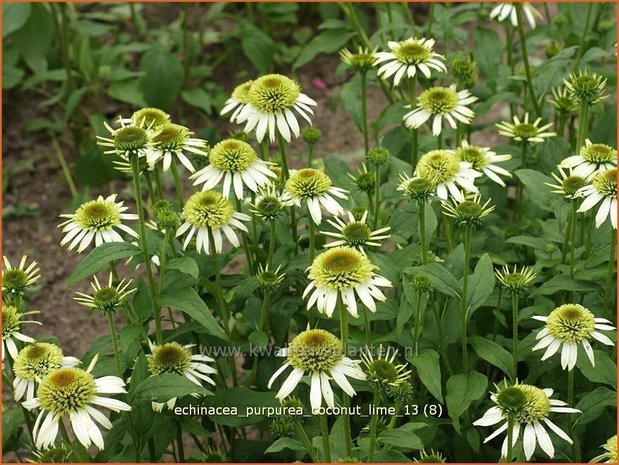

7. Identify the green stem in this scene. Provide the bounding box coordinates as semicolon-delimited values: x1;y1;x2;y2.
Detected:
307;144;314;166
59;419;89;462
177;425;185;462
159;230;171;288
604;226;616;310
153;167;164;201
368;388;382;462
576;101;589;152
339;299;352;457
401;1;414;25
573;2;594;70
308;213;316;264
235;198;255;273
319;414;332;462
516;142;528;220
492;288;503;342
268;220;276;267
567;368;575;407
461;226;473;374
515;4;541;117
106;312;123;378
437;130;442;150
51;137;78;198
277;133;290;181
419;200;428;264
294;421;319;462
360;71;369;155
506;415;514;462
511;294;519;380
259;290;271;335
412;291;424;356
430;293;453;375
170;162;185;207
562;200;575;264
373;165;381;228
130;156;161;344
569;201;578;278
426;2;434;35
409;78;418;172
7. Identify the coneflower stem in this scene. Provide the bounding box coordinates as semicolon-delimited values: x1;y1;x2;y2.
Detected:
319;414;332;462
249;289;271;386
373;165;381;228
130;157;162;344
562;200;575;264
515;4;541;117
170;162;185;207
408;78;418;172
51;137;78;198
294;421;319;463
506;415;515;462
360;70;369;156
419;200;428;264
573;2;594;70
430;294;453;376
106;312;123;378
426;2;435;35
307;143;314;166
308;207;316;263
177;426;185;462
569;201;578;278
604;227;616;310
461;226;473;374
368;388;382;461
413;291;424;357
576;100;589;152
339;299;353;457
492;288;503;342
511;294;519;380
277;133;290;181
59;419;89;462
235;198;254;273
567;368;575;407
268;220;276;267
516;142;528;220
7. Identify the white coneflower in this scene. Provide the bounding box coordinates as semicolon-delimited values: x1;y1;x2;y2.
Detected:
474;381;580;460
340;46;377;72
489;3;542;28
304;246;392;318
559;139;617;179
591;435;618;463
249;184;292;221
414;149;481;201
74;273;136;313
545;168;588;200
13;343;80;402
176;190;250;254
495;265;537;296
441;193;495;228
360;346;412;388
397;175;435;201
548;87;578;114
2;255;41;299
23;355;131;450
576;167;617;229
58;194;139;253
147;123;208;173
130;107;170;129
146;341;217;411
96;119;156;160
404;84;477;136
221;80;253;122
283;168;348;225
496;113;556;144
190;139;275;199
267;329;366;411
564;70;608;105
454;140;512;187
532;304;615;371
373;38;446;85
322;211;391;249
235;74;317;143
2;305;40;360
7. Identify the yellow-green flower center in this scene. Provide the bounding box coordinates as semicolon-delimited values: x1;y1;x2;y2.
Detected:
74;199;121;232
287;329;343;372
592;168;617;197
2;305;22;338
516;385;551;423
285;169;333;199
562;176;587;195
341;222;372;246
3;269;29;294
231;80;253;103
182;191;235;229
114;126;149;152
513;123;538;139
309;247;374;290
567;72;606;103
248;74;300;113
254;196;283;220
93;287;123;312
547;303;595;343
38;368;96;416
581;143;616;163
152;124;190;151
604;435;618;462
368;359;399;384
256;269;284;288
131;107;170;128
354;172;376;192
147;342;191;376
416;150;460;184
209;139;257;172
393;40;432;64
456;146;489;170
14;343;64;381
496;386;528;414
419;87;458;114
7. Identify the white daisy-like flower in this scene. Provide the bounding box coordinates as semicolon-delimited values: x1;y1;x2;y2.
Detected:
74;273;136;313
474;381;580;460
532;303;615;371
13;342;80;402
146;341;217;412
58;194;139;253
190;139;276;199
373;38;446;85
303;246;392;318
545;167;588;200
146;123;208;173
559;139;617;180
403;84;477;136
129;107;171;129
267;328;366;412
496;113;556;144
23;354;131;451
454;140;512;187
235;74;317;143
221;80;253;122
360;346;412;388
591;435;618;463
2;305;40;360
322;211;391;249
249;183;293;221
176;190;250;254
489;3;543;28
96;119;156;160
441;193;495;228
414;149;481;201
2;255;41;299
283;168;348;225
576;167;617;229
340;46;376;72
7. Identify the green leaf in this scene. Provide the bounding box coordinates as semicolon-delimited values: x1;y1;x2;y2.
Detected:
530;274;598;297
445;371;487;432
108;80;146;107
130;373;211;402
408;263;462;298
293;29;355;68
74;145;123;187
407;349;443;402
13;3;53;74
159;286;227;341
472;27;501;88
506;235;547;250
515;169;559;213
205;387;279;426
166;257;199;279
574;386;615;427
139;45;183;111
241;25;276;74
67;242;141;287
181;88;216;115
470;337;512;376
265;437;307;454
3;3;31;37
577;350;616;387
378;424;425;450
466;254;495;313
